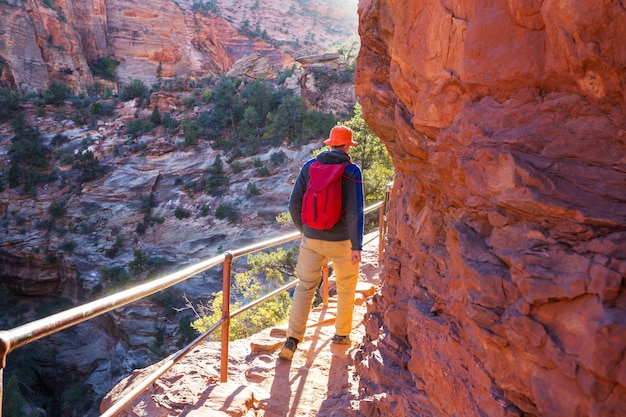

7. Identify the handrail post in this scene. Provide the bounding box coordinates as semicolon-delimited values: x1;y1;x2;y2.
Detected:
379;181;393;261
378;205;384;261
322;258;329;308
221;252;233;383
0;331;9;417
0;367;3;417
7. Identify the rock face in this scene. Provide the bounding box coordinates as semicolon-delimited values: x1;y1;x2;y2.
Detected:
355;1;626;416
0;0;357;93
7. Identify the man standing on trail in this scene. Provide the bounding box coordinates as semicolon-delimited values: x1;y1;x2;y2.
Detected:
279;125;364;361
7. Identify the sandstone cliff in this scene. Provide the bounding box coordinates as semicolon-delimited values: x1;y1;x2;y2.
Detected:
355;1;626;416
0;0;357;92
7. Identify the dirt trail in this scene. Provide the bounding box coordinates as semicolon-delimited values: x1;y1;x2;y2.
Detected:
243;233;382;416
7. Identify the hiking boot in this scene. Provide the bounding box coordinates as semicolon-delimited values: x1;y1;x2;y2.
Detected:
278;337;299;361
332;334;351;345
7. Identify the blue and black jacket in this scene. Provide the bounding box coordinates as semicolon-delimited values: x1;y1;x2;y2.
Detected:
289;150;364;251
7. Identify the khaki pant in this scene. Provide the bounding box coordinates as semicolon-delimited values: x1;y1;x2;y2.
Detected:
287;237;360;341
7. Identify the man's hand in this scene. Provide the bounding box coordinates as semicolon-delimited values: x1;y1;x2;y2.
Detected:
351;250;362;265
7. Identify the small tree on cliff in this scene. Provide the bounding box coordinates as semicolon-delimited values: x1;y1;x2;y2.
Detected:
0;88;20;122
342;103;394;203
90;56;119;81
120;79;150;104
7;114;50;195
190;247;297;340
43;81;71;106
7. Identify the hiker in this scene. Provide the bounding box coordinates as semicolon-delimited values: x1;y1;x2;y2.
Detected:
279;125;364;361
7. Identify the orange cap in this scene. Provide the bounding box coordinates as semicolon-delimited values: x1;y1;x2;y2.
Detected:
324;126;358;147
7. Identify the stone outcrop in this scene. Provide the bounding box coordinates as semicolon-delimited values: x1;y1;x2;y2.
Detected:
355;1;626;416
0;248;76;297
226;53;279;80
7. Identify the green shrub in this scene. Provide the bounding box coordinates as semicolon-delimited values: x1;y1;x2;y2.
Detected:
203;155;228;195
43;81;71;106
139;193;156;214
77;220;97;234
127;249;165;279
105;245;120;258
48;199;66;217
255;166;270;177
0;88;20;122
99;265;130;286
150;106;161;125
92;101;115;116
7;116;50;193
90;56;119;81
72;148;105;184
51;133;70;146
177;315;197;347
277;65;295;84
269;151;286;166
102;237;122;259
174;207;191;219
119;79;149;102
246;182;260;196
125;118;154;138
162;113;181;130
60;240;78;252
192;0;218;13
3;375;28;417
339;103;395;203
275;212;292;227
135;222;146;235
229;161;243;174
182;121;198;146
215;203;238;222
34;297;73;319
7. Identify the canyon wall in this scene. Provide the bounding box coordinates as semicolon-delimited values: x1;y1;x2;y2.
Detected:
355;1;626;416
0;0;356;92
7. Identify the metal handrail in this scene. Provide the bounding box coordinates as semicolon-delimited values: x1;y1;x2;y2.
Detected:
0;201;387;417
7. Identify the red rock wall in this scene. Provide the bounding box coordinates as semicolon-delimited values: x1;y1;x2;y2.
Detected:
0;0;356;93
355;1;626;416
0;0;235;91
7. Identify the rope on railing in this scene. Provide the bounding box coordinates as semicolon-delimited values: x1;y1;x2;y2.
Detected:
0;200;389;417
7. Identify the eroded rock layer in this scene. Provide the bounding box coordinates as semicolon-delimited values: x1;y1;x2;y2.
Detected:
0;0;356;92
355;1;626;416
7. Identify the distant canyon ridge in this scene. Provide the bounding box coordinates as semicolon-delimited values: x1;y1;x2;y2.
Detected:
0;0;358;92
356;0;626;416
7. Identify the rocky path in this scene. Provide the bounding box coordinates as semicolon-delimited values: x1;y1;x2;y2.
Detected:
102;233;383;416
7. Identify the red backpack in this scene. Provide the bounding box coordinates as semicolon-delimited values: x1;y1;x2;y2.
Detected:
301;161;352;230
